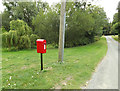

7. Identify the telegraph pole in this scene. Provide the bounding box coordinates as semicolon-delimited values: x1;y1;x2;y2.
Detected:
58;0;66;62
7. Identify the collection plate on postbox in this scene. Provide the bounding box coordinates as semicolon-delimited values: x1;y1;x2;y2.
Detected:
36;39;46;53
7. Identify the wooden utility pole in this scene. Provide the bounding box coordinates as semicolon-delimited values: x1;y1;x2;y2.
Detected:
58;0;66;62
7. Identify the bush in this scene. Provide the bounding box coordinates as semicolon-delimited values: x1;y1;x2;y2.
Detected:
2;32;10;48
30;34;39;48
94;36;100;41
10;19;32;36
0;26;7;34
2;30;18;48
9;30;18;47
2;19;36;51
19;35;31;49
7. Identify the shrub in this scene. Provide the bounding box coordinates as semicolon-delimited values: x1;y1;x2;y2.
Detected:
2;19;36;51
30;34;39;48
19;35;31;49
2;32;10;48
94;36;100;41
10;19;32;36
9;30;18;47
0;26;7;34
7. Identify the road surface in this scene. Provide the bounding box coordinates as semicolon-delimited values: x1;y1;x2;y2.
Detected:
85;36;118;89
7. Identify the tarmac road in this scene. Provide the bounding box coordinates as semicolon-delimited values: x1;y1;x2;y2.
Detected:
85;36;118;89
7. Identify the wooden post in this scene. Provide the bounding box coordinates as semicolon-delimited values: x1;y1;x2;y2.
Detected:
58;0;66;62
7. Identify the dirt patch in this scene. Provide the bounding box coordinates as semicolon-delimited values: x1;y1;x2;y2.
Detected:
52;76;72;89
46;67;52;70
5;70;11;73
21;66;27;70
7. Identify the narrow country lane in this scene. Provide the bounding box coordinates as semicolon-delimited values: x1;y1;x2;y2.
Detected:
85;36;118;89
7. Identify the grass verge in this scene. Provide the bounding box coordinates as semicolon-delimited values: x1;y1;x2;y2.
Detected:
2;37;107;89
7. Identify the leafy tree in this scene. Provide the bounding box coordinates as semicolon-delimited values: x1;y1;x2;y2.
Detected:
33;2;108;47
2;1;18;31
111;22;119;35
0;26;7;34
10;19;32;36
2;32;10;48
65;10;95;47
112;13;118;25
117;1;120;37
30;34;39;48
103;23;111;35
87;6;108;36
19;35;31;49
2;1;49;31
0;13;2;28
32;10;60;44
11;2;37;30
2;11;11;31
2;19;36;50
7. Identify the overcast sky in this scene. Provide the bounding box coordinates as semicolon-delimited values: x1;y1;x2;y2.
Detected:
0;0;119;22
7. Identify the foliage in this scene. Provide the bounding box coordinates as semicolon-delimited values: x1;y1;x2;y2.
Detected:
2;19;37;50
9;30;18;47
30;34;39;48
33;2;108;47
11;2;37;29
2;32;10;48
111;22;119;34
112;13;118;25
10;19;32;36
0;26;7;33
32;10;60;44
19;35;31;49
87;6;108;35
102;23;111;35
65;10;95;47
2;1;49;31
117;2;120;38
2;30;18;48
65;4;108;47
2;11;11;31
2;1;109;49
112;35;120;42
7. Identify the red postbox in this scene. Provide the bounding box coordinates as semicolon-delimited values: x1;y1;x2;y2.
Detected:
36;39;46;53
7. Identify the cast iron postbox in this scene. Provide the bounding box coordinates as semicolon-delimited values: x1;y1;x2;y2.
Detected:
36;39;46;53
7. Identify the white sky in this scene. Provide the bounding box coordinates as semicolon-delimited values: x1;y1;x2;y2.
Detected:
0;0;119;22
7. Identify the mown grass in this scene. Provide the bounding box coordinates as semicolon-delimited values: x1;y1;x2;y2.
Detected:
2;37;107;89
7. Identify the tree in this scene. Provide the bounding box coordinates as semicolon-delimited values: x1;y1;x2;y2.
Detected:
112;13;118;25
32;9;60;44
87;6;109;36
2;1;17;31
65;9;95;47
2;19;34;50
2;1;49;31
111;22;119;35
11;2;38;30
2;11;11;31
0;13;2;29
117;1;120;37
